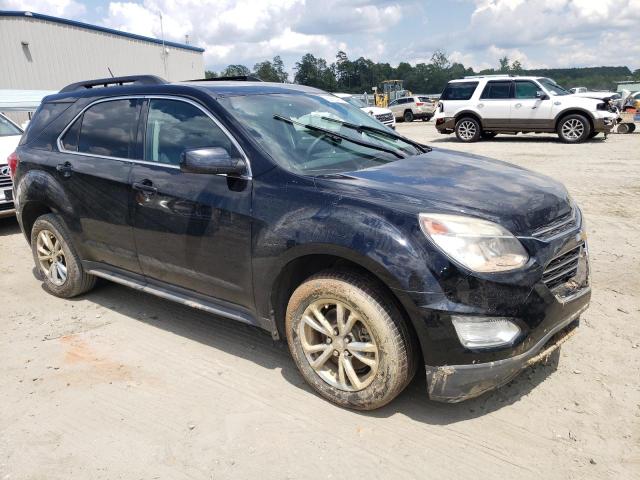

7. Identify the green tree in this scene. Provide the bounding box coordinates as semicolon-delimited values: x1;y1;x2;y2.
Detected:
294;53;336;90
499;56;510;73
272;55;289;82
221;64;250;77
205;70;218;79
253;59;282;82
511;60;524;74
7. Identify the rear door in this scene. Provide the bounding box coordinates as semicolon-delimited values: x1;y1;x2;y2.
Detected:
477;80;514;130
56;98;142;273
510;80;554;130
131;97;253;308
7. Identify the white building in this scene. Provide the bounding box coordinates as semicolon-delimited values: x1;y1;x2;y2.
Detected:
0;10;205;91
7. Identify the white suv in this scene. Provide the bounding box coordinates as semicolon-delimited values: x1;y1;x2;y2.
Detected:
434;75;619;143
334;93;396;129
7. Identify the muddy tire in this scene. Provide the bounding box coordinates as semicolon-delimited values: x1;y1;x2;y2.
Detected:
285;270;417;410
455;117;481;142
403;110;414;122
557;114;591;143
31;214;96;298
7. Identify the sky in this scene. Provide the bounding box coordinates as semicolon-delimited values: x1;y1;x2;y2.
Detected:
2;0;639;75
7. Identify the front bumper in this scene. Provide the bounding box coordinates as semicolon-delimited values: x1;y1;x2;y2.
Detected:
425;300;587;402
0;186;15;218
593;114;617;133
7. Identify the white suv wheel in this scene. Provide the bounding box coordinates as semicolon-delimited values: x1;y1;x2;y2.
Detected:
455;117;481;142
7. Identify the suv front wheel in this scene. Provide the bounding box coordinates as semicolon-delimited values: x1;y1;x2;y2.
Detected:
557;114;591;143
285;271;417;410
31;214;96;298
403;110;414;122
455;117;481;142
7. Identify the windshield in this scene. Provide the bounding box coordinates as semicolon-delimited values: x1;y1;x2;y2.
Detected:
218;93;422;175
342;95;367;108
0;115;23;137
538;78;570;96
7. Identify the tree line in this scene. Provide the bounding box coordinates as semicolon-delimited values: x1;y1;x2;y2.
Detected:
206;51;640;93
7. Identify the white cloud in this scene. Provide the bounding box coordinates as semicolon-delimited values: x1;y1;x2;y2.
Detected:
0;0;85;17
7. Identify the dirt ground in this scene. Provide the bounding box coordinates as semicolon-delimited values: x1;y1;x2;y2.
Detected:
1;125;638;480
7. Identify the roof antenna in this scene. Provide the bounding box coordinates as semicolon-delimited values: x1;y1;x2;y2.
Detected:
107;67;115;78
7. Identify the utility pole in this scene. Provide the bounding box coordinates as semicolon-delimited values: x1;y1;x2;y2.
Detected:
158;11;168;78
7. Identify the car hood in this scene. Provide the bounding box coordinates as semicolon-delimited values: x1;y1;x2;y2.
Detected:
330;148;573;235
361;106;392;116
0;135;21;162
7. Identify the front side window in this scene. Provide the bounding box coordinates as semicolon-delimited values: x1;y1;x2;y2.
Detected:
75;99;141;158
515;81;540;99
144;99;237;166
440;82;478;101
481;81;513;99
0;114;23;137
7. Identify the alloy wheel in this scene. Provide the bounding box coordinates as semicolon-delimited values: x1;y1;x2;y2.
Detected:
457;120;477;140
561;119;585;140
36;229;67;286
299;299;379;392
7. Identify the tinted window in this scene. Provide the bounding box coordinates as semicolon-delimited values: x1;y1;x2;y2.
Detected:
62;115;82;151
418;96;431;102
515;81;540;99
78;99;141;158
441;82;478;100
0;115;22;137
481;81;513;99
389;100;398;106
145;99;237;166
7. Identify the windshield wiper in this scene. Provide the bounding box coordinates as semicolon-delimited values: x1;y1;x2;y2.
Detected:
273;114;406;159
320;116;431;153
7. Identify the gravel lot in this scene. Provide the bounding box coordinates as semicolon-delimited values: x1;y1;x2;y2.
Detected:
1;125;638;479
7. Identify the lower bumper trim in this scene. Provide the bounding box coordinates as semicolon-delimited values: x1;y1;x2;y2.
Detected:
425;303;588;402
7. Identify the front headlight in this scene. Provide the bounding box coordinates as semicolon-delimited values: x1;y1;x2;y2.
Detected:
418;213;529;272
452;316;521;349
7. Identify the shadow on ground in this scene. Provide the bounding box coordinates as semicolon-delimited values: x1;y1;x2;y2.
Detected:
59;278;561;425
430;135;609;144
0;217;20;237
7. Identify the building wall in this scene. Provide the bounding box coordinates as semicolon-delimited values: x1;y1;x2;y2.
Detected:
0;16;204;90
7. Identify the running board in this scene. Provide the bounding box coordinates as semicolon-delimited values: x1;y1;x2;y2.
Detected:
87;268;258;326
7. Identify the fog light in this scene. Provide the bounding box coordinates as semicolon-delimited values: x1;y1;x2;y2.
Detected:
451;316;521;349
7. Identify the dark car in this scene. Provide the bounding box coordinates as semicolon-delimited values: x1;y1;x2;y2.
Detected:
9;75;590;410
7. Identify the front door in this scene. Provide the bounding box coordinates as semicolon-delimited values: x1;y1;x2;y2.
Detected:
510;80;554;130
131;98;253;308
56;98;142;273
477;80;513;130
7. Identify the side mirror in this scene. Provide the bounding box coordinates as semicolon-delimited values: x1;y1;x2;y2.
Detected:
536;90;549;100
180;147;246;176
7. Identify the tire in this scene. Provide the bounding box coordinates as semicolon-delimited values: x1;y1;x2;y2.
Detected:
455;117;481;142
403;110;414;122
481;131;498;139
627;123;636;133
617;123;630;134
31;214;96;298
557;114;591;143
285;270;418;410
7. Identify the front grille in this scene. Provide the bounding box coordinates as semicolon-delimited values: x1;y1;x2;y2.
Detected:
543;244;583;290
532;210;577;240
0;202;14;211
0;175;12;189
375;113;393;123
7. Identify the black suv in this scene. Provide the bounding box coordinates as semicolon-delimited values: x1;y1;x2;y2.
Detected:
11;75;590;409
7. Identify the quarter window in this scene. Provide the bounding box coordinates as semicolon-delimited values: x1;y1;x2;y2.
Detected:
515;81;540;99
76;99;141;158
480;81;513;99
441;82;478;101
144;99;238;166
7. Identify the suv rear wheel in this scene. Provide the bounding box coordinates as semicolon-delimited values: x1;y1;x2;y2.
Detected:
31;214;96;298
285;271;417;410
455;117;481;142
403;110;414;122
557;114;591;143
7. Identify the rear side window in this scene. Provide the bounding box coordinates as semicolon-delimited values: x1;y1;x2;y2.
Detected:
0;115;22;137
441;82;478;100
144;99;238;166
418;96;431;102
75;99;141;158
61;115;81;151
481;81;513;99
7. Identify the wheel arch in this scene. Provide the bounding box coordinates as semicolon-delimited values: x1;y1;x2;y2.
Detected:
268;249;423;363
554;108;595;131
454;110;483;127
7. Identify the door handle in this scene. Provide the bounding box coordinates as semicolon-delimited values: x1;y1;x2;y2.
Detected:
56;161;73;178
477;103;484;108
133;179;158;196
515;103;522;108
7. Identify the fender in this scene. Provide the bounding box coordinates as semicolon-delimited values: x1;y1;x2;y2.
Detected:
553;107;596;125
15;167;78;242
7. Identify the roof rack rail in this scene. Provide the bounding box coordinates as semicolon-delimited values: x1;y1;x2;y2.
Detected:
59;75;167;93
187;75;264;82
463;74;516;79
